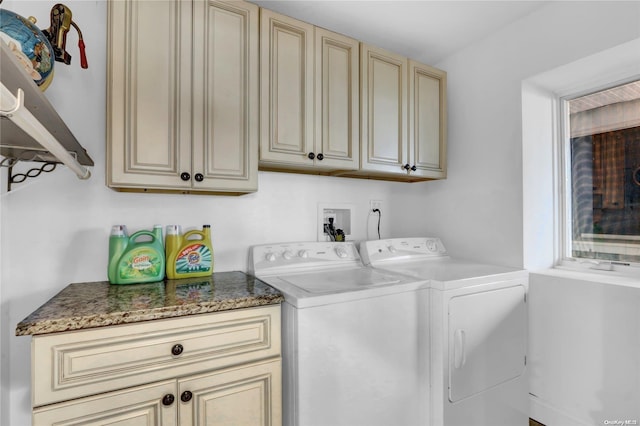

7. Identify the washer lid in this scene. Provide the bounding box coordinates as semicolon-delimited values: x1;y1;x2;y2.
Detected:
279;267;401;294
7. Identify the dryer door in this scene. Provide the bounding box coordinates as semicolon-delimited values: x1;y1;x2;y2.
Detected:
448;285;526;402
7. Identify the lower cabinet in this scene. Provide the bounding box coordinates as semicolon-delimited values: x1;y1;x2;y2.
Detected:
33;360;281;426
30;306;282;426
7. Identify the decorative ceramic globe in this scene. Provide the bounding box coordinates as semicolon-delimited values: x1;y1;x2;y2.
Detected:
0;8;54;90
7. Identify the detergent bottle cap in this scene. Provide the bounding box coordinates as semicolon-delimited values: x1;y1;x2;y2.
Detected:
166;225;181;235
110;225;127;237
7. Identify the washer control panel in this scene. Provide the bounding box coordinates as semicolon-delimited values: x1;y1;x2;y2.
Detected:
359;237;447;265
251;241;361;275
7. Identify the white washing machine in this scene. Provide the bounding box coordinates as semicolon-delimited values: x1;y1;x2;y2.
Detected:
250;241;429;426
359;237;529;426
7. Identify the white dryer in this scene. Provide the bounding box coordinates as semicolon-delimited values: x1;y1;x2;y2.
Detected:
360;237;529;426
250;241;429;426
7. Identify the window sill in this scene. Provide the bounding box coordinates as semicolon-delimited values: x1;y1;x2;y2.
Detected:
534;265;640;289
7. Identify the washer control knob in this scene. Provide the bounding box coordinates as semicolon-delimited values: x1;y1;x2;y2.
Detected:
265;252;277;262
298;250;309;258
335;247;349;258
282;250;294;260
388;245;397;253
426;240;438;252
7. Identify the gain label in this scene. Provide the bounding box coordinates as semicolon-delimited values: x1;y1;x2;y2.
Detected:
119;247;163;279
175;243;212;274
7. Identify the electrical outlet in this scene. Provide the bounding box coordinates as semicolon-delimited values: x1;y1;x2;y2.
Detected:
370;200;382;213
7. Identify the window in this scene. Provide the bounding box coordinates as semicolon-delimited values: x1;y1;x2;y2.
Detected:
563;79;640;265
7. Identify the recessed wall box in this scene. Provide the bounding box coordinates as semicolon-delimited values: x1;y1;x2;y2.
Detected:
318;203;354;241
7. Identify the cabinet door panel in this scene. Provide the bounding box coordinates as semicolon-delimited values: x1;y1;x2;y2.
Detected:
360;44;407;174
179;359;282;426
315;29;359;170
107;0;191;189
192;0;258;192
409;60;447;178
33;380;177;426
260;9;314;165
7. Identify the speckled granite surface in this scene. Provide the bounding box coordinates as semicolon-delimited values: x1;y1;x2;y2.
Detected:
16;272;284;336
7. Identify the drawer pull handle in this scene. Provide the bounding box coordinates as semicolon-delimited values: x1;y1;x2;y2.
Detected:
162;394;175;406
171;344;184;356
181;390;193;402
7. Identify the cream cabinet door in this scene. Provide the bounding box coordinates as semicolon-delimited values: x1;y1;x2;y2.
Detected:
259;9;315;167
179;359;282;426
191;0;259;192
107;0;258;194
360;43;408;175
33;380;177;426
107;0;192;190
314;28;359;170
408;60;447;179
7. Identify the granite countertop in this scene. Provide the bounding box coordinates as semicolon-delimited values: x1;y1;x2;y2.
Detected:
16;271;284;336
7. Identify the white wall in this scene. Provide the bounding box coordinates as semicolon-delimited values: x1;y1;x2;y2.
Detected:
521;31;640;426
529;271;640;426
405;1;640;268
2;1;640;425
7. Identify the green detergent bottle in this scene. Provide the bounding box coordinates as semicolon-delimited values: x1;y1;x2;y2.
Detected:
166;225;213;279
108;225;166;284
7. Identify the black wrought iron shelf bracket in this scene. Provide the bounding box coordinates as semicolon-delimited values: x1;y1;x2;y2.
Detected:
1;155;61;192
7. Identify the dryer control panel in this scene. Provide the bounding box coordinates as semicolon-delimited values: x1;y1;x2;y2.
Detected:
359;237;448;266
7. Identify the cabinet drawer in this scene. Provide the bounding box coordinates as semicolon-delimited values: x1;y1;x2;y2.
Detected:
33;305;281;407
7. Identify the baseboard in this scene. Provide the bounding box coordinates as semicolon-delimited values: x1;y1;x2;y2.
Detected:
529;394;594;426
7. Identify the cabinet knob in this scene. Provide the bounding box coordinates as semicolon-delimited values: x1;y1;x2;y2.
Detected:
308;152;315;160
316;153;324;161
403;164;411;170
180;172;191;181
171;344;184;356
162;394;175;406
194;173;204;182
411;165;417;171
181;391;193;402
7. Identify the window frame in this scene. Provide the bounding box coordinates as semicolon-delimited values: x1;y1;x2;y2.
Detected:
557;76;640;274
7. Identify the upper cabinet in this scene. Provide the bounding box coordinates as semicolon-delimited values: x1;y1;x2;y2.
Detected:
106;1;445;191
107;0;259;194
359;44;408;176
343;44;447;182
260;18;446;182
408;60;447;180
315;28;360;170
259;10;359;172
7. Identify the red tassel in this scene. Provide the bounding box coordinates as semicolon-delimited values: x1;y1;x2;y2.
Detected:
78;39;88;69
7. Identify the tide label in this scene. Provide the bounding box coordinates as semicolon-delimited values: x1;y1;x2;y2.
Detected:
175;243;212;274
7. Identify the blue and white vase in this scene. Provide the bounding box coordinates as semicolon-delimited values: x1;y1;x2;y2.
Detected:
0;8;54;90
